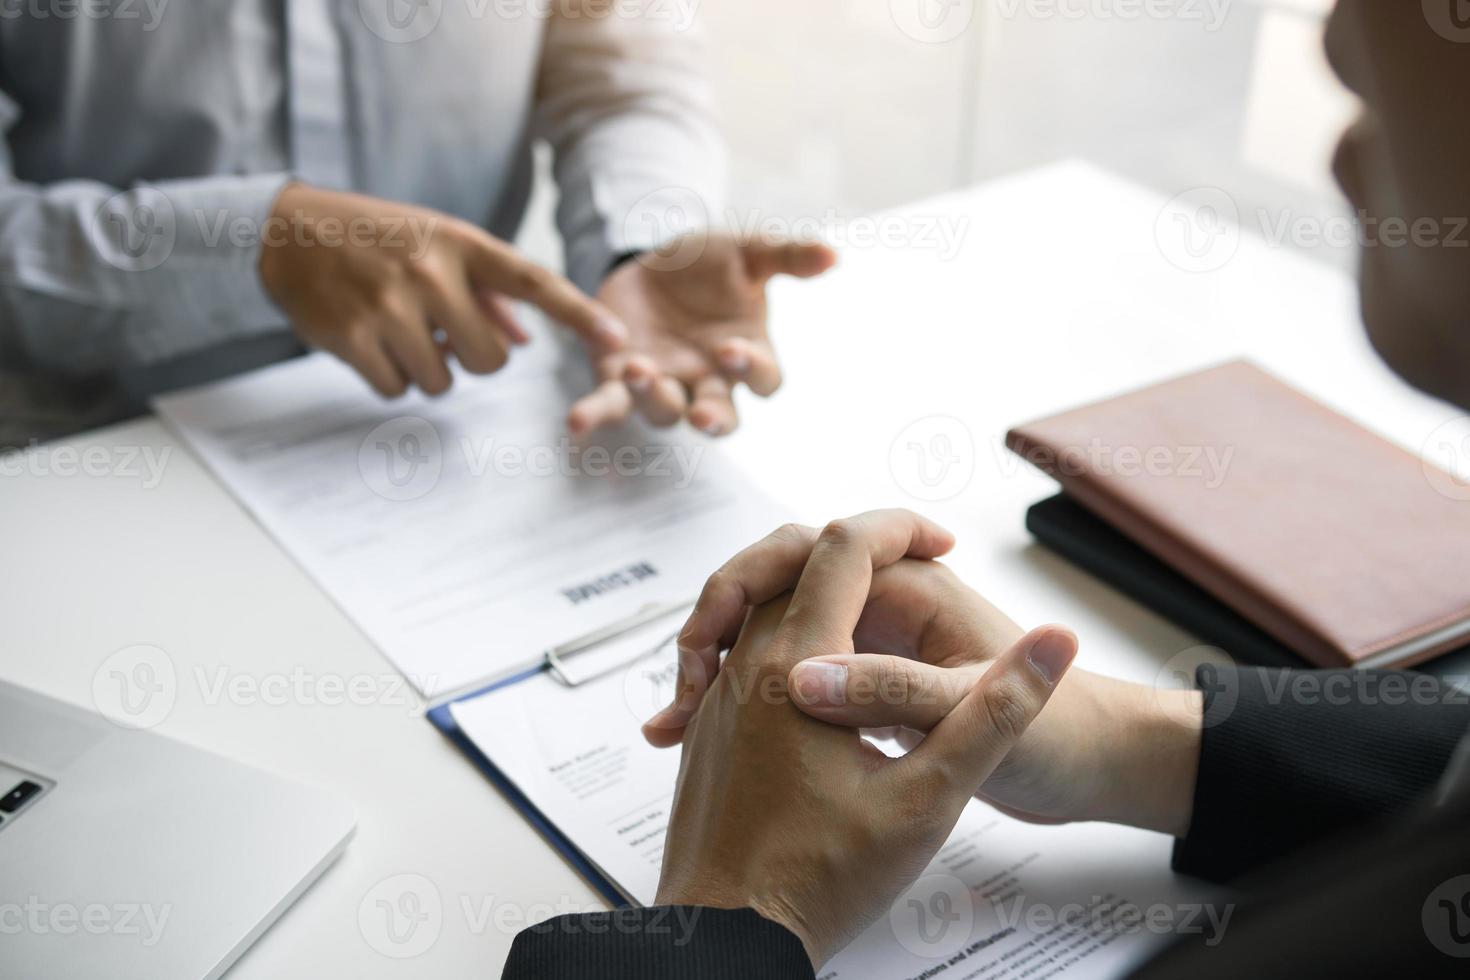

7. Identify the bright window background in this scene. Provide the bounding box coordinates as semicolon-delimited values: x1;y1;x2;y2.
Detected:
523;0;1359;273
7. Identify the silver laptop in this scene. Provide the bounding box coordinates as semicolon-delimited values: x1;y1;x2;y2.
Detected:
0;680;356;979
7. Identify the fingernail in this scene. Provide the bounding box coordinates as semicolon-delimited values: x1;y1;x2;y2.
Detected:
718;347;749;374
627;372;652;394
1026;631;1076;687
700;421;723;437
596;315;628;346
792;662;847;706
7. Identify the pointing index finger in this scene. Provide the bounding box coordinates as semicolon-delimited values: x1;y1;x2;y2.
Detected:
464;232;628;350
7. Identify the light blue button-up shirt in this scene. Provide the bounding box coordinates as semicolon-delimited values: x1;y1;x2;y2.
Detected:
0;0;721;444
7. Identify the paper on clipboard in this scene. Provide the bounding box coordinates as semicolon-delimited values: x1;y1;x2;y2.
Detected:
154;329;787;700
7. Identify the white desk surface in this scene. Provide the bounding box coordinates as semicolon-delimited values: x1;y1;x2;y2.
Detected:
1;160;1458;977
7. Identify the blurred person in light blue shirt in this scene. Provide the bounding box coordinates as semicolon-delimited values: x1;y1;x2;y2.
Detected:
0;0;834;445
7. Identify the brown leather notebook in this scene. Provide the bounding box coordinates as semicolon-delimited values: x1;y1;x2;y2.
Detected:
1007;360;1470;669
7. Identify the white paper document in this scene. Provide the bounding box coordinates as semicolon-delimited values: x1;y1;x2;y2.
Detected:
154;335;787;699
452;647;1223;980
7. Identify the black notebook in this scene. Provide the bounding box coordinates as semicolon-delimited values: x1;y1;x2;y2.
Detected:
1025;494;1470;680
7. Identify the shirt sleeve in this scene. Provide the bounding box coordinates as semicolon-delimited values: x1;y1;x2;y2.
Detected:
533;0;726;294
0;87;291;375
1171;665;1470;882
501;907;814;980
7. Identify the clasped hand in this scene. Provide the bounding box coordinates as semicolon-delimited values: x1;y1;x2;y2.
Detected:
648;509;1204;966
651;510;1079;965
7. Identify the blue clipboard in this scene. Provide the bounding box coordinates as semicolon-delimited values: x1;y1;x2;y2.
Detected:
426;666;630;908
424;599;692;909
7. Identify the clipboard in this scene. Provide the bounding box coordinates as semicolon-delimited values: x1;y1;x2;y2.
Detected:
424;599;693;908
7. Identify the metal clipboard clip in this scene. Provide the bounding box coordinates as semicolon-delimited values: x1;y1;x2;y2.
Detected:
544;598;694;687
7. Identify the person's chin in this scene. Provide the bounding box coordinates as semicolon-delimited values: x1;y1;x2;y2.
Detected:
1359;252;1470;410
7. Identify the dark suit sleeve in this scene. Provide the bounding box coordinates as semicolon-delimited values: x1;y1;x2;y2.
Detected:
1172;665;1470;882
500;906;814;980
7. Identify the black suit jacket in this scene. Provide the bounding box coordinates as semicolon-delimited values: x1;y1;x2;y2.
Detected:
501;667;1470;978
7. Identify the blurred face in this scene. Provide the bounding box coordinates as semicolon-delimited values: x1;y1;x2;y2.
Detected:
1325;1;1470;409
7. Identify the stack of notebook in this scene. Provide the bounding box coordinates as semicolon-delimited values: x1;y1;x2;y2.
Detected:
1008;361;1470;673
